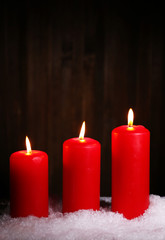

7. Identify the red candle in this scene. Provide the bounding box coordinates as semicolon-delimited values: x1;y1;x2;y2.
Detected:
63;122;101;213
10;137;48;218
111;109;150;219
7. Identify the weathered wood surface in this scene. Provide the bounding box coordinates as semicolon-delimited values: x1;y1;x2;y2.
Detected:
0;2;164;199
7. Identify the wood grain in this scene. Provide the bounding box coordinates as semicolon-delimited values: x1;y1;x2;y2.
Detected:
0;2;164;199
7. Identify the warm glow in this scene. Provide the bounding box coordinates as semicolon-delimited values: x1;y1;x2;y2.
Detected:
79;121;85;140
128;108;134;127
26;136;32;154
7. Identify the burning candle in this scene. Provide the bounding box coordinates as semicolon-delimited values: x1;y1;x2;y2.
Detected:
111;109;150;219
63;121;101;213
10;137;48;218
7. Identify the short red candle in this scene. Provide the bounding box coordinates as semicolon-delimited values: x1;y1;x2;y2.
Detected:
63;122;101;213
10;137;48;218
111;109;150;219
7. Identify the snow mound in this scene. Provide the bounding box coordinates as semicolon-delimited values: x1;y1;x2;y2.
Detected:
1;195;165;240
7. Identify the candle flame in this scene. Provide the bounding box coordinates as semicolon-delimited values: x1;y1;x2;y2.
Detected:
128;108;134;127
79;121;85;140
26;136;32;154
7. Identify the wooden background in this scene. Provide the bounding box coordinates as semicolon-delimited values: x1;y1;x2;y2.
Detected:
0;1;165;199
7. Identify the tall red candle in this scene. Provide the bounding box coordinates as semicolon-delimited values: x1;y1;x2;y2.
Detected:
63;122;101;213
10;137;48;218
111;109;150;219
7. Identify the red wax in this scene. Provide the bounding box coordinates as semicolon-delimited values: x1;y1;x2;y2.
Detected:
63;137;101;213
10;150;48;218
111;125;150;219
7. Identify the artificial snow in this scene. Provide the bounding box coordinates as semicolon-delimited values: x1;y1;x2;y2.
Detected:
1;195;165;240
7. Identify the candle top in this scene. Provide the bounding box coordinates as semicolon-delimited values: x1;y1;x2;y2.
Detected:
112;125;150;135
10;150;48;157
64;137;100;148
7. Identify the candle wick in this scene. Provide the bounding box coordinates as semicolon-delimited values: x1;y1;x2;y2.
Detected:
79;138;85;142
128;121;133;127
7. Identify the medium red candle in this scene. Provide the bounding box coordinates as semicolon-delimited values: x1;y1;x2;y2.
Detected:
111;109;150;219
63;122;101;213
10;137;48;218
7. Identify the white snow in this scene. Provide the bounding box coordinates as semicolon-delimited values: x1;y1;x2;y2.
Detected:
1;195;165;240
